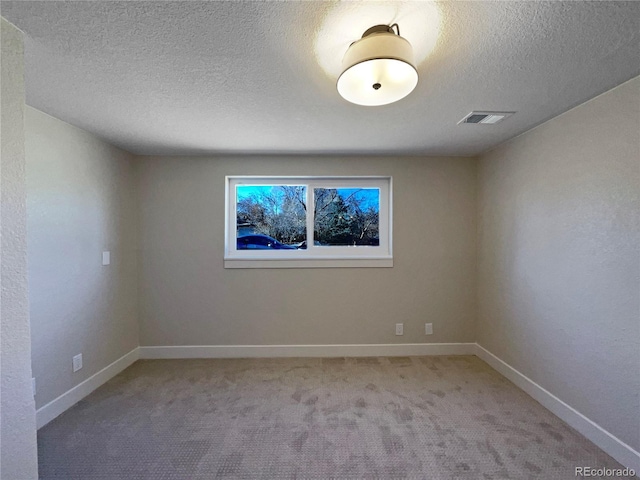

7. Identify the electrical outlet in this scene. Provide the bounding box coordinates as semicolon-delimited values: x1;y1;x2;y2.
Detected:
32;377;36;397
395;323;404;336
73;354;83;372
102;251;110;266
425;323;433;335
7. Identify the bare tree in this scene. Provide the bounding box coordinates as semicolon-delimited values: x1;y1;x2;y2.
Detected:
236;186;306;244
314;188;379;246
237;186;379;246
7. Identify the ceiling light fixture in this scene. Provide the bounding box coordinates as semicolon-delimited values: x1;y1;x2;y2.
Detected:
337;24;418;107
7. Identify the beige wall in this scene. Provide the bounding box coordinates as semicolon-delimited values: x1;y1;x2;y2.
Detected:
25;107;139;409
0;17;39;479
477;76;640;451
136;156;477;346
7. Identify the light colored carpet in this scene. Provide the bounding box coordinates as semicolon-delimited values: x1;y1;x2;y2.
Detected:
38;356;625;479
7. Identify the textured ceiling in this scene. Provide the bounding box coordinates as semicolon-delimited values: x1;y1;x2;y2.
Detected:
2;1;639;156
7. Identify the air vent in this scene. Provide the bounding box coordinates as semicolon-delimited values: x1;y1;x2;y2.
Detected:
458;111;515;125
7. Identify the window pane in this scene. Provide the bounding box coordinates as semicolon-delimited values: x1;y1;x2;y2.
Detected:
314;188;380;246
236;186;306;250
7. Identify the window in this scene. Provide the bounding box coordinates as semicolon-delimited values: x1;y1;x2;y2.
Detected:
225;176;392;268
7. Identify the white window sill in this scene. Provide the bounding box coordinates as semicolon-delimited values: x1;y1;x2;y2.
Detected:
224;257;393;269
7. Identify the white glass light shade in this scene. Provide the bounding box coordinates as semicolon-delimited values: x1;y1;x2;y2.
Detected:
337;32;418;106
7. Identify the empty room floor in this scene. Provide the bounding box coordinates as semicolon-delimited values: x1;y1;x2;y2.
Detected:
37;356;624;479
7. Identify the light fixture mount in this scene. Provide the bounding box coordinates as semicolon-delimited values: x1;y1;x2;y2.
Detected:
361;24;398;38
337;24;418;107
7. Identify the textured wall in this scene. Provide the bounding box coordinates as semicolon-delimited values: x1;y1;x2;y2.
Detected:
0;17;39;479
25;107;139;410
136;156;477;346
477;76;640;451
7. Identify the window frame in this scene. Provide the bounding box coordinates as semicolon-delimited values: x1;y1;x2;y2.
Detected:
225;176;393;269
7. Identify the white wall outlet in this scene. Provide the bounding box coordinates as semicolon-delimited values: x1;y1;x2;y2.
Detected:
425;323;433;335
102;251;110;266
395;323;404;336
73;354;83;372
31;377;36;397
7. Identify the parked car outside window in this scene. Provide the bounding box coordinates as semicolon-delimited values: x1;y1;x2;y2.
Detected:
236;234;297;250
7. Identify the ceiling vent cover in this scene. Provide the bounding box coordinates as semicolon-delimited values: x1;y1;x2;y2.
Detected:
458;111;515;125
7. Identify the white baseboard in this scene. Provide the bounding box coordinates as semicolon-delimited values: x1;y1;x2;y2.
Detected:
475;343;640;474
36;347;140;429
31;343;470;430
138;342;476;359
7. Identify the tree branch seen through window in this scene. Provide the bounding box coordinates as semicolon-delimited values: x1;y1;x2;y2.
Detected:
236;186;379;247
